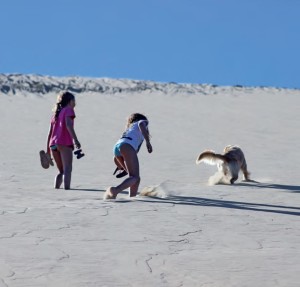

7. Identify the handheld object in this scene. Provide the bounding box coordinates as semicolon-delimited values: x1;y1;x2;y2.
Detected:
74;149;85;159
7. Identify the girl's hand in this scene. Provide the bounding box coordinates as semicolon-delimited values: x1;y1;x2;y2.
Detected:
74;139;81;149
146;142;153;153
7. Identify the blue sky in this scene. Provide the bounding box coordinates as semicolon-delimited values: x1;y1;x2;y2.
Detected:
1;0;299;88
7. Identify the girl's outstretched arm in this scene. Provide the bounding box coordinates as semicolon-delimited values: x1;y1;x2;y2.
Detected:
65;116;81;149
138;121;153;153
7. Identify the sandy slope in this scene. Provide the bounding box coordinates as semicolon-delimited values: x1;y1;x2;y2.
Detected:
0;77;300;287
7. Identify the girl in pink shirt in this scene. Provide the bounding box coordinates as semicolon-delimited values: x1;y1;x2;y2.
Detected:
46;92;81;189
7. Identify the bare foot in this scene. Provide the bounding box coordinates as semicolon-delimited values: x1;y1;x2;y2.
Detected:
103;187;118;200
54;173;63;189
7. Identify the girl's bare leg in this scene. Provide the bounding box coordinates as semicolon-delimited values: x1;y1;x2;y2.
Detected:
114;156;127;171
52;149;63;189
107;144;140;198
57;145;73;190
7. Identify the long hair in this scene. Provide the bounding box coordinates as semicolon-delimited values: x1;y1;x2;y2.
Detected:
53;91;75;120
126;113;148;129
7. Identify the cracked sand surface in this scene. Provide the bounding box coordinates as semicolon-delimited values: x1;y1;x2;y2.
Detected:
1;86;300;286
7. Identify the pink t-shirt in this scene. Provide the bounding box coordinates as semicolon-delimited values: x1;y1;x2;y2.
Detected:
49;106;76;147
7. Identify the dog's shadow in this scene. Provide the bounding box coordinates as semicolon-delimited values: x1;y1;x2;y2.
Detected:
138;194;300;216
136;180;300;217
236;181;300;193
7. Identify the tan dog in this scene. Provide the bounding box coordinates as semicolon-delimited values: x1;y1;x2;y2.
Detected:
196;145;250;185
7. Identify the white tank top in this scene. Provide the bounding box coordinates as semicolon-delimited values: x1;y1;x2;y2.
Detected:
116;120;148;151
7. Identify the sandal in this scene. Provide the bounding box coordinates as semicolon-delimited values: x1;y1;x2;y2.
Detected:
39;150;54;169
113;167;119;175
46;153;54;166
116;170;128;178
113;167;128;178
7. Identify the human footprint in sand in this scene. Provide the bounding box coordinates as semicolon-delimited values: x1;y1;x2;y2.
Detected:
46;92;81;190
104;113;153;199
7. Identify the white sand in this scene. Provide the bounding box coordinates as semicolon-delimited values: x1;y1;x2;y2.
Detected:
1;75;300;286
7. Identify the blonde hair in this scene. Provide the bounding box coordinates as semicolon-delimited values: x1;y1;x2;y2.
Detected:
126;113;148;129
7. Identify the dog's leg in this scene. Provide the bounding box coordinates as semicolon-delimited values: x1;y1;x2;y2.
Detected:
230;176;238;184
227;161;239;184
230;165;238;184
241;161;250;181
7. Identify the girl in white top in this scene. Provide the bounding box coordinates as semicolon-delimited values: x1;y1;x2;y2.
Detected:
104;113;153;199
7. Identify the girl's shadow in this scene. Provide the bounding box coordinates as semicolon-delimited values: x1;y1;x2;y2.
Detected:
71;188;127;195
71;188;106;193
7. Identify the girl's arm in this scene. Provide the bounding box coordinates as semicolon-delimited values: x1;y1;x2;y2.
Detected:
65;116;81;149
46;124;53;155
138;121;153;153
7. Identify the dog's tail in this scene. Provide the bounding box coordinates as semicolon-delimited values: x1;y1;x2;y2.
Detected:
196;150;227;165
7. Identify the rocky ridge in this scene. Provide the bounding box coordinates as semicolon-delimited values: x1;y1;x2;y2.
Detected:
0;74;294;96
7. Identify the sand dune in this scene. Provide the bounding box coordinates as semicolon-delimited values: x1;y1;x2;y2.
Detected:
0;74;300;286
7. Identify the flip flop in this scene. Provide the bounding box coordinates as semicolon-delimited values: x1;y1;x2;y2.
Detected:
40;150;50;169
116;170;128;178
113;167;128;178
113;167;119;175
46;153;54;166
39;150;54;169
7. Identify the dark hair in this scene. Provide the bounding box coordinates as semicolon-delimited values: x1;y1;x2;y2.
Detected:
53;91;75;120
126;113;148;128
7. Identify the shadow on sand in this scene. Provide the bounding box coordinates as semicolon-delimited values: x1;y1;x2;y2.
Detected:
71;188;106;193
137;195;300;216
236;182;300;193
71;188;127;195
71;183;300;216
137;182;300;217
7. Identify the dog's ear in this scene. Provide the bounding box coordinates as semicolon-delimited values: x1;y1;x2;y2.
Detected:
223;145;233;153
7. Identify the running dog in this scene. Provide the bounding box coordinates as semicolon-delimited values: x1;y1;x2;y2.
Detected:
196;145;250;185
